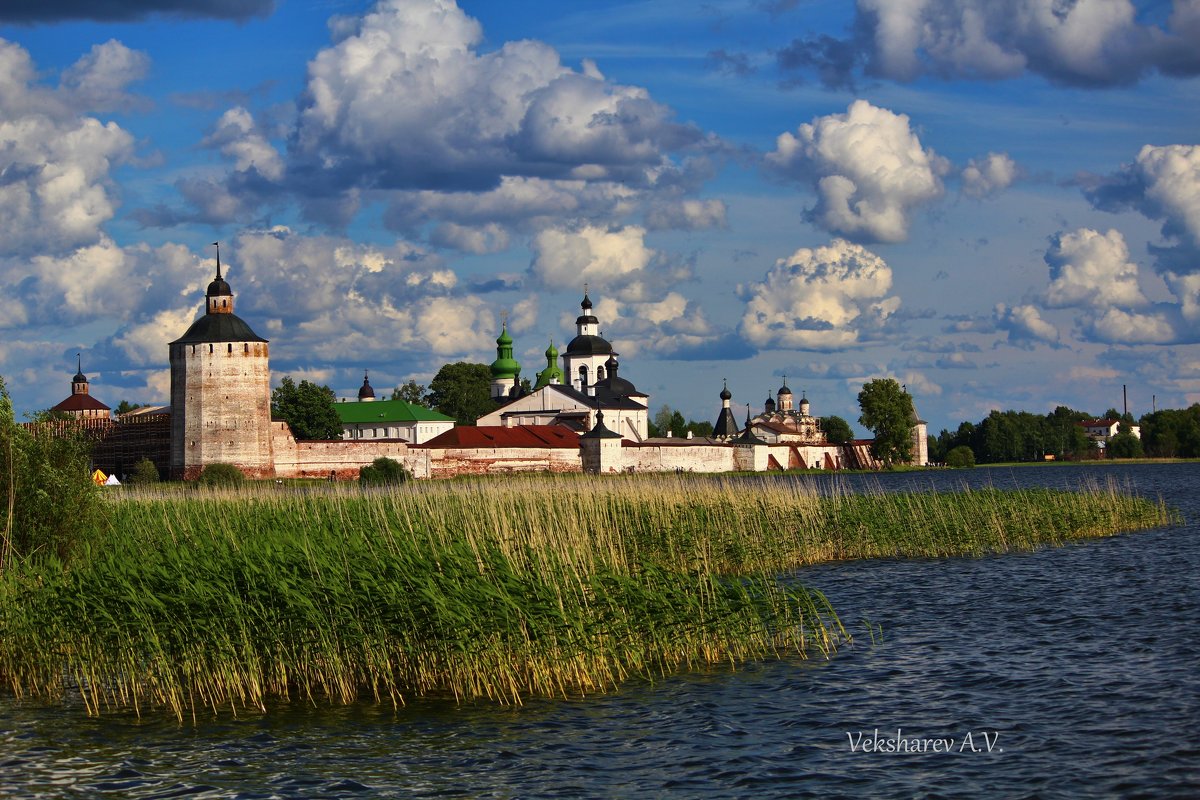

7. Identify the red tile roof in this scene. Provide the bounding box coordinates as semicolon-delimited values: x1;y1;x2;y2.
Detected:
419;425;580;449
51;394;111;413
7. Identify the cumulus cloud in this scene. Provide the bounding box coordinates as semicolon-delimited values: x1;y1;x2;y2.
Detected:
737;239;902;350
993;303;1060;348
1085;144;1200;251
144;0;721;242
60;40;151;111
530;225;655;291
782;0;1200;89
226;227;511;367
962;152;1018;198
1023;226;1200;346
291;0;703;196
1081;306;1176;343
202;107;284;181
525;224;727;361
1043;228;1148;309
764;100;948;242
570;291;728;363
0;1;275;23
3;238;208;331
0;39;139;256
112;306;200;367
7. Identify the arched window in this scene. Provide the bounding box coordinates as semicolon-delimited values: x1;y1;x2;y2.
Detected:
209;344;213;353
227;343;232;353
597;366;605;382
579;365;589;388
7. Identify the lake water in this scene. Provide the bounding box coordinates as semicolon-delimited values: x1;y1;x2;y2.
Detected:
2;464;1198;798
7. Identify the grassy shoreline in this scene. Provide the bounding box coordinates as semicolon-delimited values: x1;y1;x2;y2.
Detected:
0;475;1171;719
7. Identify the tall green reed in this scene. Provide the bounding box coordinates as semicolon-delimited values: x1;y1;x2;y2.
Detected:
0;474;1167;720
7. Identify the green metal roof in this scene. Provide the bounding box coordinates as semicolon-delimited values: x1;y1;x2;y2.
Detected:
335;399;454;425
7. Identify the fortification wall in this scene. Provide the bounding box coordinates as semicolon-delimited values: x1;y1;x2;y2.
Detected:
270;422;409;480
413;446;582;479
619;443;737;473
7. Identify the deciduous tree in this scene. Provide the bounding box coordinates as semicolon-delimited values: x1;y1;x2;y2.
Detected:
427;362;494;426
1107;422;1144;459
857;378;914;466
820;415;853;444
271;377;343;440
391;380;428;406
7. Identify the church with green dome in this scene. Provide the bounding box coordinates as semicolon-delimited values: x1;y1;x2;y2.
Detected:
489;322;523;401
477;292;650;440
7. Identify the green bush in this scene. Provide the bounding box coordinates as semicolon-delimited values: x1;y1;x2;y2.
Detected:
126;458;161;485
1107;429;1144;459
946;445;976;468
198;463;246;487
1;377;106;568
359;457;410;486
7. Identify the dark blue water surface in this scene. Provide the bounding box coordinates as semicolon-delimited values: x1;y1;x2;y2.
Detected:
2;463;1198;798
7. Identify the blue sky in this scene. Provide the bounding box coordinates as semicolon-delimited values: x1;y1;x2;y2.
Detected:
2;0;1199;436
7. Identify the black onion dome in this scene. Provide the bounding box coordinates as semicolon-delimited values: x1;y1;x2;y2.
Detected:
358;371;375;400
720;380;732;401
778;383;793;395
576;292;598;325
565;334;612;356
73;368;88;384
207;276;232;297
170;313;267;344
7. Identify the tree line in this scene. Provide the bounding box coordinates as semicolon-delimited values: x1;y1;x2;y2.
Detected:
927;404;1200;464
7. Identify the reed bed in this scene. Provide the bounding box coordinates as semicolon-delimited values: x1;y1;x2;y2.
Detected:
0;474;1168;720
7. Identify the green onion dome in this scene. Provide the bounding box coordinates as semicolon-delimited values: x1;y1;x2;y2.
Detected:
490;324;521;380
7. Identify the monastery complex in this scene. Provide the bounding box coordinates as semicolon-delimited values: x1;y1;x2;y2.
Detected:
51;259;929;480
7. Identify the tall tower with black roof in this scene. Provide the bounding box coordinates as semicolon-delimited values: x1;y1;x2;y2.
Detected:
168;244;274;479
562;290;614;392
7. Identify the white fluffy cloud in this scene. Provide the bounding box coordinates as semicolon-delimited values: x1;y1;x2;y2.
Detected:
202;107;284;181
962;152;1017;198
292;0;700;194
1043;228;1148;309
530;225;655;291
3;237;205;330
993;303;1060;347
1086;144;1200;250
230;227;499;363
1082;307;1176;344
1023;226;1200;345
60;40;151;111
765;100;948;242
1133;144;1200;245
0;39;139;256
149;0;718;241
738;238;902;349
113;306;199;366
856;0;1200;87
